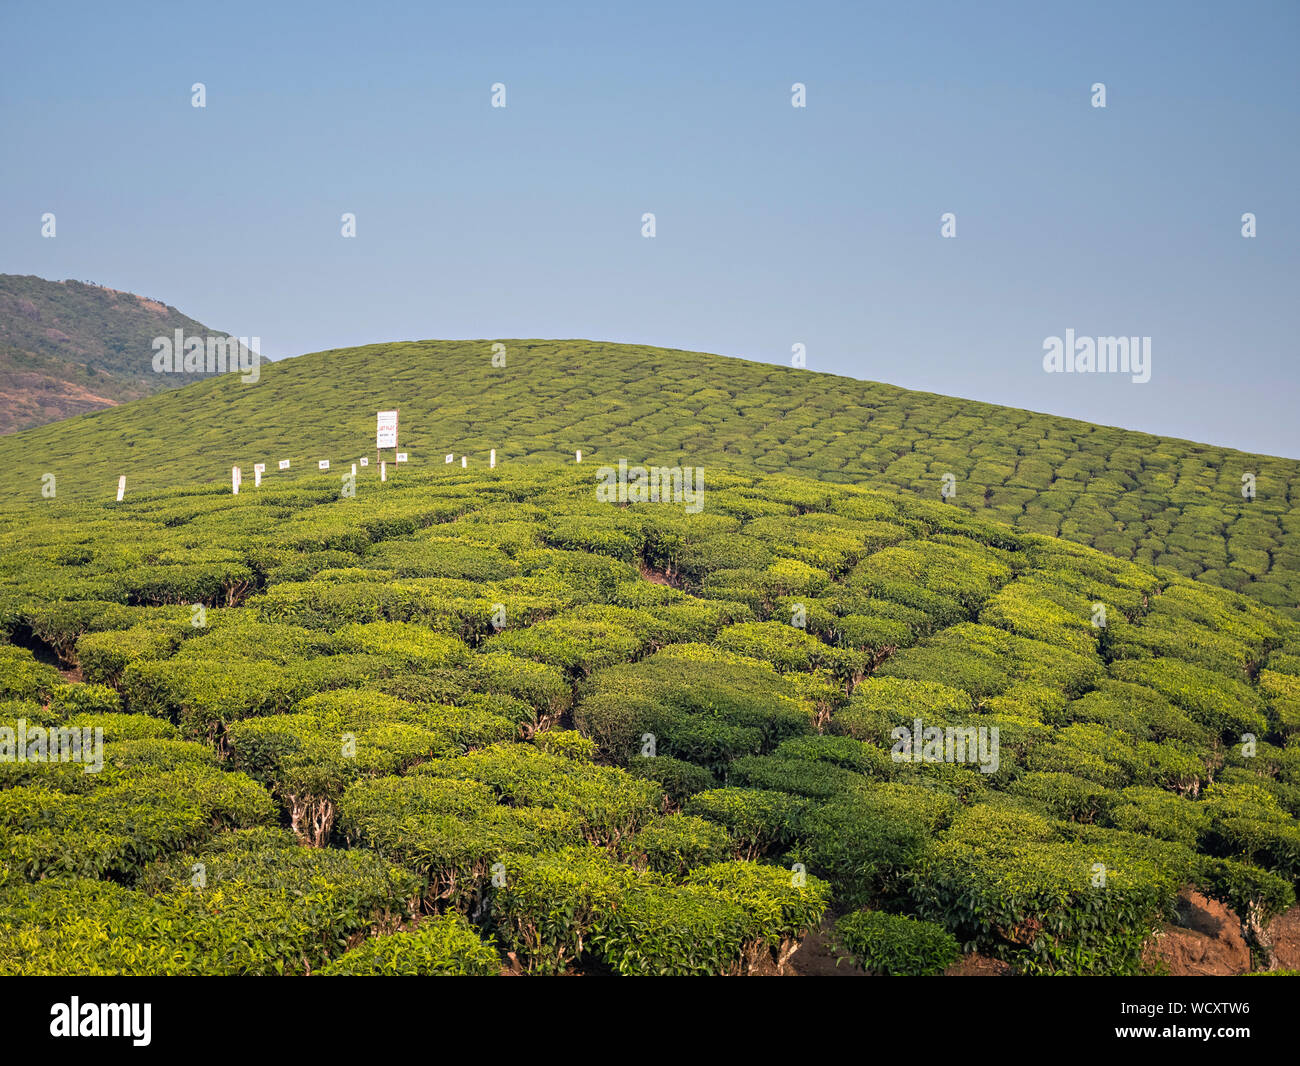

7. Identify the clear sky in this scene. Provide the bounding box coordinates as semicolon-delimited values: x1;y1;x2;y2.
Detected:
2;0;1296;456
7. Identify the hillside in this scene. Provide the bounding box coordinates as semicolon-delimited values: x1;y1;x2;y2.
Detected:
1;462;1298;975
0;338;1295;615
0;274;248;434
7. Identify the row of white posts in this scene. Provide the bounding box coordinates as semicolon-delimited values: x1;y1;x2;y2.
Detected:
116;448;586;500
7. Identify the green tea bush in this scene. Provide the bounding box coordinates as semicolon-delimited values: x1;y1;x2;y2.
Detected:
330;621;472;669
415;743;661;846
0;764;275;882
728;754;868;800
49;682;120;717
226;695;456;845
491;846;644;973
831;909;961;975
75;623;184;685
713;620;867;680
531;729;597;761
590;863;828;977
909;805;1184;974
338;774;582;910
791;784;957;906
0;645;62;702
1110;658;1269;740
630;813;731;876
878;623;1103;701
318;914;500;976
831;677;972;744
623;755;718;805
685;788;810;860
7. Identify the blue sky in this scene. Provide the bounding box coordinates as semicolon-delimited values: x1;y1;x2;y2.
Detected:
2;0;1297;456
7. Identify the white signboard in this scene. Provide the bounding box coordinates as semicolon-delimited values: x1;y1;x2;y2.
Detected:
253;463;266;475
445;454;454;464
318;460;330;471
396;452;408;463
360;457;369;467
377;410;399;450
278;459;290;470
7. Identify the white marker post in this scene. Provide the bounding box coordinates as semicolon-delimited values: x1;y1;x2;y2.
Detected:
380;461;387;482
116;476;126;502
254;463;265;488
377;409;398;471
232;466;242;495
576;450;582;463
351;463;357;477
490;448;496;469
461;456;467;468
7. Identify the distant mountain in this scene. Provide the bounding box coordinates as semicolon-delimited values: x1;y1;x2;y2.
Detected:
0;338;1294;616
0;274;252;434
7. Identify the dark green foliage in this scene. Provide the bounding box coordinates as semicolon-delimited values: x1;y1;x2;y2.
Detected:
685;788;810;860
831;909;961;975
790;784;958;906
623;755;718;805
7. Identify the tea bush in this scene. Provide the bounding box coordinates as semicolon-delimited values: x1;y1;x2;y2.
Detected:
318;914;500;976
831;910;960;975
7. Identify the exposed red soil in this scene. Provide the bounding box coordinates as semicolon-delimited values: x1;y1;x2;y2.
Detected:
1268;906;1300;971
1147;889;1300;976
1148;891;1252;975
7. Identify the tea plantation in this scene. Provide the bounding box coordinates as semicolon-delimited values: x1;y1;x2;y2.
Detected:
2;460;1298;975
0;340;1294;617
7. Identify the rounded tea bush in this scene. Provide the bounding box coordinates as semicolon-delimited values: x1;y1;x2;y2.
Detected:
831;909;960;976
318;914;500;976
